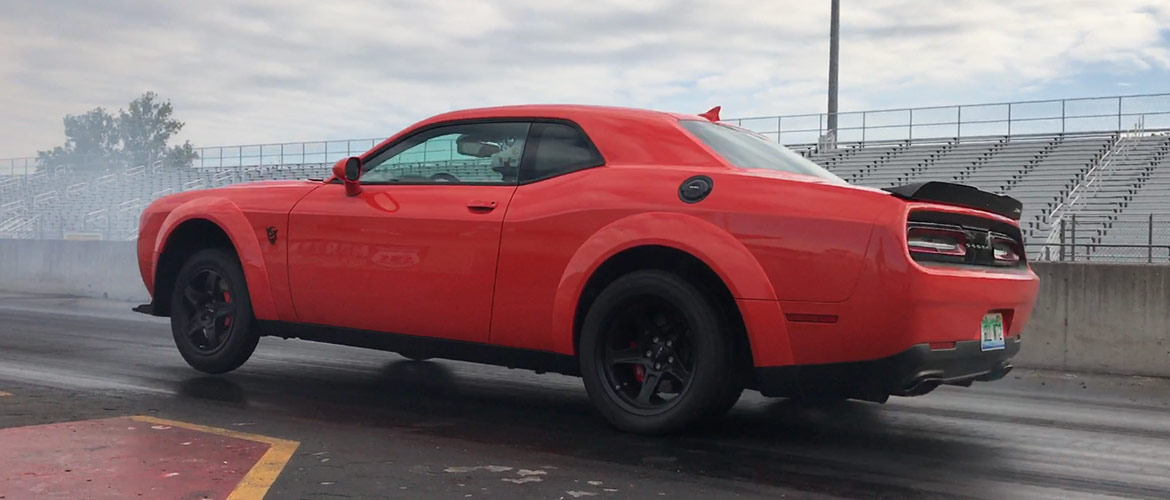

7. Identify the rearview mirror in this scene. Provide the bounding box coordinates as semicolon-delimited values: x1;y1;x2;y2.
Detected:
456;136;501;158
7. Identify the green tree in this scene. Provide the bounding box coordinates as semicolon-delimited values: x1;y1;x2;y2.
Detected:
37;108;120;169
37;91;198;171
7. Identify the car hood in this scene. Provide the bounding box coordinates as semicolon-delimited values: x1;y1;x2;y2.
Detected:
144;179;324;216
218;179;322;189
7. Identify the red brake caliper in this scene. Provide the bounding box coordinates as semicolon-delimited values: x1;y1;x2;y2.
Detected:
223;290;232;328
631;341;646;384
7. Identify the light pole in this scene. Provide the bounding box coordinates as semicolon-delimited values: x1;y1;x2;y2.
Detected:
826;0;840;145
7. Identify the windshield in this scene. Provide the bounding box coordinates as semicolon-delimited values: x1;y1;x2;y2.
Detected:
679;120;846;184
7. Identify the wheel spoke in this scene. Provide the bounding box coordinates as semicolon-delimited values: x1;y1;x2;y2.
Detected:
635;371;662;404
203;325;219;346
185;314;205;341
213;301;234;319
610;347;645;366
182;285;203;307
665;362;691;384
203;272;219;295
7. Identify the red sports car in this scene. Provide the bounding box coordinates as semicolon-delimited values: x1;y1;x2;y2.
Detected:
135;105;1039;434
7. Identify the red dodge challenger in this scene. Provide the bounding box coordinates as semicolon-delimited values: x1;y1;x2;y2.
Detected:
135;105;1039;434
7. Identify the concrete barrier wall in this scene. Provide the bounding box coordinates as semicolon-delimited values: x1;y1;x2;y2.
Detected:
1017;262;1170;378
0;240;1167;376
0;240;146;302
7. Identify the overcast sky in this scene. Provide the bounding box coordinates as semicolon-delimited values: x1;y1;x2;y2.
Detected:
1;0;1168;157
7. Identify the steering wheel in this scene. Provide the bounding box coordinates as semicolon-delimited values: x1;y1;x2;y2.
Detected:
429;173;460;183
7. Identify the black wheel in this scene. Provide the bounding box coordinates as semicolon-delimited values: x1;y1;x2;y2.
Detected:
170;248;259;374
579;270;743;434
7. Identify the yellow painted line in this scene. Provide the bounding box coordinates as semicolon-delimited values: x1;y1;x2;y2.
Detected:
131;415;299;500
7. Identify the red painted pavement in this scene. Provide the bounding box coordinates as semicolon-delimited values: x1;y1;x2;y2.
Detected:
0;417;270;500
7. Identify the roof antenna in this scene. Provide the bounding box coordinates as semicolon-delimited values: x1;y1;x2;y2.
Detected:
699;106;721;122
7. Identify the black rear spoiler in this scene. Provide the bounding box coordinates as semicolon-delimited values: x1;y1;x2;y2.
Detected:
883;182;1022;221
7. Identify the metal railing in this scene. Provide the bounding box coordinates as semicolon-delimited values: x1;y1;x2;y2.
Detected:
186;138;388;169
1033;214;1170;264
1042;120;1141;247
1030;242;1170;264
725;92;1170;146
4;93;1170;173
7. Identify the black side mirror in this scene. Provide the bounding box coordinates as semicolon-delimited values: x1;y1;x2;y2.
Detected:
333;156;362;197
345;157;361;182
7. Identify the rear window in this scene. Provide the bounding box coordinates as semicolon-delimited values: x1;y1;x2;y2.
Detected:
679;120;845;184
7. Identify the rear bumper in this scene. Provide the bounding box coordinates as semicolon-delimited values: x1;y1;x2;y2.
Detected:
754;336;1020;399
779;262;1038;367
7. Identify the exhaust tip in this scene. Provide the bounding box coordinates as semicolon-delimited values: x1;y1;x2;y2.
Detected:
976;363;1014;382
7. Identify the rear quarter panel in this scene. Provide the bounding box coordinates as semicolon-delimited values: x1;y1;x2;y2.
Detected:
712;171;896;303
489;165;899;356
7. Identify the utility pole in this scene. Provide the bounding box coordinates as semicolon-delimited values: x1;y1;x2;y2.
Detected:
826;0;840;145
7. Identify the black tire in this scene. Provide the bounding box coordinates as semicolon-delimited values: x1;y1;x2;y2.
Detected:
169;248;259;374
579;270;743;434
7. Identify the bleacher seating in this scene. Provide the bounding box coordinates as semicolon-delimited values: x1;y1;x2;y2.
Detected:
1076;133;1170;261
0;163;330;240
808;131;1123;247
801;129;1170;261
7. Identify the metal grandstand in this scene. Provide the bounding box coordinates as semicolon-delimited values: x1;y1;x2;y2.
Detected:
2;93;1169;263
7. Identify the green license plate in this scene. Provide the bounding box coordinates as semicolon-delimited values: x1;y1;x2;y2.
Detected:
980;313;1005;351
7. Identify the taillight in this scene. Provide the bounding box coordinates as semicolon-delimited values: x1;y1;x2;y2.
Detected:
907;226;967;256
992;236;1021;265
907;212;1026;268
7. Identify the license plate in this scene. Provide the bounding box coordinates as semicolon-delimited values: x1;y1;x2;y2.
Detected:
980;313;1005;351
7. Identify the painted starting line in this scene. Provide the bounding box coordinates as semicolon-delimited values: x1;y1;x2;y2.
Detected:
0;415;299;500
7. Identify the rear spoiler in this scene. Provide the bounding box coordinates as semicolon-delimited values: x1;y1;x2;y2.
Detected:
883;182;1022;221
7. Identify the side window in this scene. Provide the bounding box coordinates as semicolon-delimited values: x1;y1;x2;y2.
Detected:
520;122;604;183
362;122;531;185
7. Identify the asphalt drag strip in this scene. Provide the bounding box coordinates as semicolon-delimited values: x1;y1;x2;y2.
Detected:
1;293;1168;499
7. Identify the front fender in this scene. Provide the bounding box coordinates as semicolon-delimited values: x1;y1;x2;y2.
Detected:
154;197;278;320
549;212;793;366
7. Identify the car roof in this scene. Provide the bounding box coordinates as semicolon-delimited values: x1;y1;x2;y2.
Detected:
361;104;725;169
422;104;705;125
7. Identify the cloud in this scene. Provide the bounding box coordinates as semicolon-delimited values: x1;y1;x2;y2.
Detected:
0;0;1168;157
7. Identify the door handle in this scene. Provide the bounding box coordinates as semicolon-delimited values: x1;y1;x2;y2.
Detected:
467;200;498;211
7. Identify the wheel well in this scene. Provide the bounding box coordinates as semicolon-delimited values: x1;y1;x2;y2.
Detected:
573;245;754;367
152;219;237;317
